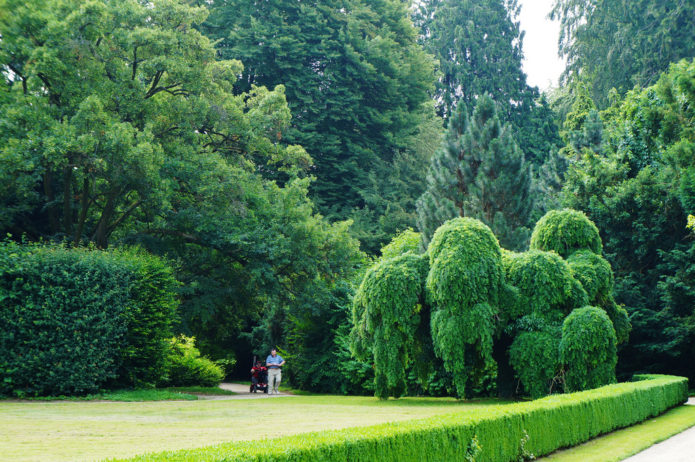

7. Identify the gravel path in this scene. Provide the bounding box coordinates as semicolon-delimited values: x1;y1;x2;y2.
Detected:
195;383;297;400
621;398;695;462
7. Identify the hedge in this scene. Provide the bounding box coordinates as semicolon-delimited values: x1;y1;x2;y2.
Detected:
120;374;688;462
0;241;178;396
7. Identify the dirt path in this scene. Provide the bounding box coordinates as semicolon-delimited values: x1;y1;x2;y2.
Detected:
621;398;695;462
195;383;297;400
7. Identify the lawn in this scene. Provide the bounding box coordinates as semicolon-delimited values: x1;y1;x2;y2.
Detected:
540;404;695;461
0;394;505;461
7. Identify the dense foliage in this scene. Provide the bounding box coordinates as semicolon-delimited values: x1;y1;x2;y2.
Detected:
161;336;225;388
124;375;688;462
561;307;618;392
552;0;695;105
417;96;533;250
204;0;438;253
352;254;429;399
529;209;602;258
561;59;695;382
0;242;177;396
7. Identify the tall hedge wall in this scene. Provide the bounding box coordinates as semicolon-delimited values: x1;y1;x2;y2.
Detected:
122;375;688;462
0;242;178;396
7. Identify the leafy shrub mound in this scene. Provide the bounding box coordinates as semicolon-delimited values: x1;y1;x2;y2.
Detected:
161;336;225;388
0;242;178;396
352;253;429;399
561;307;618;392
123;375;688;462
426;218;503;398
530;209;602;257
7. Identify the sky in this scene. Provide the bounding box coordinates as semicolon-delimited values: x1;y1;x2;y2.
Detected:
518;0;565;91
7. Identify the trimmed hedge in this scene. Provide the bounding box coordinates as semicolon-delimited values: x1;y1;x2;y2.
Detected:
121;374;688;462
0;242;178;396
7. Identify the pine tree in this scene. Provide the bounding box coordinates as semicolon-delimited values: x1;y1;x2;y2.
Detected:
416;95;533;250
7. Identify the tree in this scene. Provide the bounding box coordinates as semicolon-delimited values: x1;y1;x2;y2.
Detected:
561;59;695;382
0;0;365;382
415;0;561;165
204;0;437;252
416;95;533;250
551;0;695;106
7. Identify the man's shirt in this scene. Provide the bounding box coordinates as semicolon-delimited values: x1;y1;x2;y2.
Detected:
266;355;284;369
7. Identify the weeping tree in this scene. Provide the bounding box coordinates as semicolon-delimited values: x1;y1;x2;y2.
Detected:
530;209;631;344
351;253;430;399
503;250;588;398
426;218;504;398
352;210;627;400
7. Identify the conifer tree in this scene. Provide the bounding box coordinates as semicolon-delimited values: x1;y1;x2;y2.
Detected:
416;95;533;250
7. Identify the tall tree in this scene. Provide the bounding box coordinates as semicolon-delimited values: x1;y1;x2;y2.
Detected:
415;0;560;165
204;0;437;253
416;95;533;250
552;0;695;106
0;0;365;379
561;59;695;382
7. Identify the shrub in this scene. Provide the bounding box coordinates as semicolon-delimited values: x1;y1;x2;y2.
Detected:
161;336;224;388
561;307;618;392
379;229;422;259
0;242;178;396
509;325;562;399
530;209;602;257
426;218;503;397
352;253;429;399
122;375;688;462
502;250;587;324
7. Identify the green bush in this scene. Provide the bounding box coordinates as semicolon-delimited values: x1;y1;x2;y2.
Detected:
0;242;178;396
352;254;429;399
509;324;562;399
426;218;503;398
122;375;688;462
379;229;422;259
502;250;587;324
530;209;602;258
160;336;224;388
561;307;618;392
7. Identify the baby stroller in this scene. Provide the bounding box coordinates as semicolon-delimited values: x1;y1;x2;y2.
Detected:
250;361;268;393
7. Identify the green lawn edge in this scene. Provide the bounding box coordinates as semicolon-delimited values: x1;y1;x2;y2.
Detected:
115;375;688;462
541;404;695;462
0;386;234;402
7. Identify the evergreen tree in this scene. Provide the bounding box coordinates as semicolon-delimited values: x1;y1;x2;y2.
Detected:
416;95;533;250
204;0;436;249
552;0;695;106
415;0;561;165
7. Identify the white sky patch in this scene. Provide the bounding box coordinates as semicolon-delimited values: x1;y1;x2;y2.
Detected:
518;0;565;91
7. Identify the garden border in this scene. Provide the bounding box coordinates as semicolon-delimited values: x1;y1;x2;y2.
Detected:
121;374;688;462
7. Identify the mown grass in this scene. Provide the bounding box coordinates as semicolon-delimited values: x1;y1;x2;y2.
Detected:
0;394;503;462
540;404;695;461
0;386;234;402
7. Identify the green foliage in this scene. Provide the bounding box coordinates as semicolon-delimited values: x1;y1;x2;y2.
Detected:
552;0;695;106
0;242;177;396
380;229;422;260
561;60;695;381
121;375;688;462
503;250;588;324
509;326;563;399
561;307;618;392
352;254;429;399
204;0;436;252
530;209;602;258
417;95;533;250
161;336;224;388
426;218;503;398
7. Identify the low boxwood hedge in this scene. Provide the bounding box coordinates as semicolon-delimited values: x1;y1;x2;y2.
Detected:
120;374;687;462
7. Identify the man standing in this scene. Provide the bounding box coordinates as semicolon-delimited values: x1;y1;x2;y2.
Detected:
265;348;285;395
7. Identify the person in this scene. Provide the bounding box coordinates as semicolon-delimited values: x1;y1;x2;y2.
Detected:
250;360;266;392
265;348;285;395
